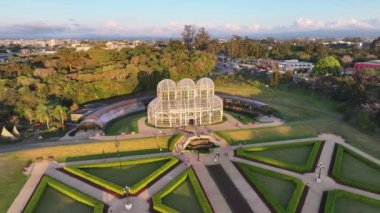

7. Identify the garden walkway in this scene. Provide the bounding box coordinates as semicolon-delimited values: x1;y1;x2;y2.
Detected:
228;134;380;213
138;162;187;200
182;138;271;213
7;161;50;213
8;133;380;213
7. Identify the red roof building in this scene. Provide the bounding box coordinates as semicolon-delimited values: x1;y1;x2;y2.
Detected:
354;60;380;71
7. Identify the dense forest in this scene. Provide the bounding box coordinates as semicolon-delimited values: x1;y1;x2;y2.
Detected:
0;40;216;128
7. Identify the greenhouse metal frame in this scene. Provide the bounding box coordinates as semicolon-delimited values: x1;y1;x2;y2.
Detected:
147;78;223;127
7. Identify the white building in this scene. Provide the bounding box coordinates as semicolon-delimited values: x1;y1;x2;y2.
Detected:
277;59;314;73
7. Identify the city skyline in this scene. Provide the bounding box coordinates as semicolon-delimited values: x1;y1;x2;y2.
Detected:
1;0;380;38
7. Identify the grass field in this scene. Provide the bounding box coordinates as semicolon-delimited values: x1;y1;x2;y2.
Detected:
250;170;296;207
105;112;146;135
332;146;380;192
216;80;380;159
225;110;257;124
0;136;170;211
251;145;312;165
340;152;380;188
152;168;212;213
63;148;169;163
236;141;321;172
162;178;203;213
80;159;169;187
216;121;380;159
324;190;380;213
216;84;340;122
34;186;93;213
333;197;380;213
236;163;305;212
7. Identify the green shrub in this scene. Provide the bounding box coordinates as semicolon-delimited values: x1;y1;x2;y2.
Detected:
331;145;380;193
236;141;321;172
324;189;380;213
167;134;184;151
64;156;179;195
152;168;212;213
236;163;305;213
24;175;104;213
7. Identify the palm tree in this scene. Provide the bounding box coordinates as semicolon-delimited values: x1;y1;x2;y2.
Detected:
24;108;35;124
36;104;50;129
54;105;68;127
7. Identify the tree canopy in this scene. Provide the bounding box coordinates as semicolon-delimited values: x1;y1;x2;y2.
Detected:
313;56;341;76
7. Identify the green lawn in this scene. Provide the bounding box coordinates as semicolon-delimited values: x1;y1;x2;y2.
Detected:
105;112;146;135
65;156;178;195
0;136;171;211
216;121;380;159
324;190;380;213
225;110;257;125
252;145;312;165
236;141;321;172
162;178;203;213
34;186;93;213
332;145;380;192
62;148;169;163
340;152;380;188
152;168;212;213
250;171;296;207
269;103;334;122
0;154;28;212
236;163;305;212
217;79;380;159
334;197;380;213
216;83;340;122
80;159;169;187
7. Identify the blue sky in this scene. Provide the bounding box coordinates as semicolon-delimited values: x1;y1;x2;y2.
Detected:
0;0;380;38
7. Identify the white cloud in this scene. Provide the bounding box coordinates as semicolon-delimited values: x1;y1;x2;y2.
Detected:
294;18;325;29
0;18;379;38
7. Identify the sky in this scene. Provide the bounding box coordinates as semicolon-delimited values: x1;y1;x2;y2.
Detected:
0;0;380;39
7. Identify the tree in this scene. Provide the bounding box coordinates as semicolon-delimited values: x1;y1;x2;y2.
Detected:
194;27;210;51
313;56;341;76
269;70;281;87
23;108;35;124
341;55;353;67
370;36;380;53
36;103;51;129
182;25;196;49
53;105;68;127
284;70;293;82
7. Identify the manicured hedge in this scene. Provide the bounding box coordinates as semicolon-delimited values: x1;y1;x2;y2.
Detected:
64;156;179;195
324;189;380;212
152;168;212;213
24;175;104;213
236;162;305;213
214;126;316;145
331;145;380;193
168;134;184;151
236;141;321;172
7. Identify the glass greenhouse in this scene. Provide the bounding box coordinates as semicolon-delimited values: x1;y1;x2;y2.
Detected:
147;78;223;127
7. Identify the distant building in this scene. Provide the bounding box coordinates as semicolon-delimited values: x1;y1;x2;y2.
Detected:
277;59;314;73
354;60;380;71
257;58;313;74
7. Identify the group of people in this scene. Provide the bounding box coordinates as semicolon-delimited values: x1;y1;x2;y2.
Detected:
179;150;231;165
213;152;229;162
